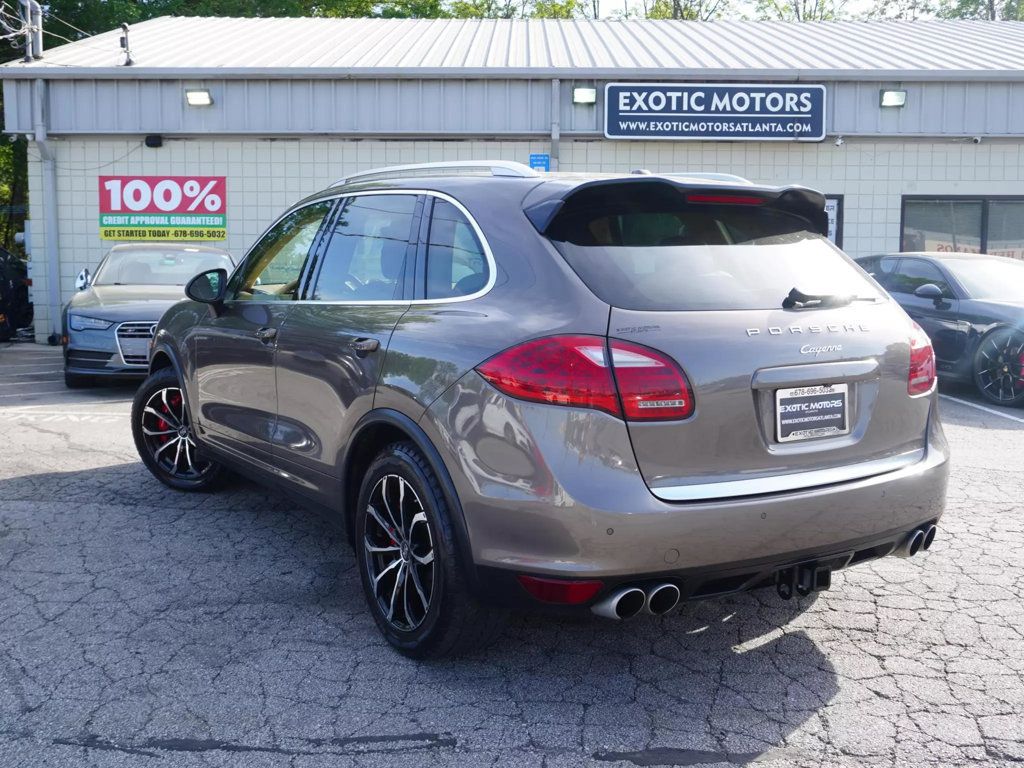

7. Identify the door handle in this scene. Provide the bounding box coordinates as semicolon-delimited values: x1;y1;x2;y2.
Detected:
255;327;278;343
350;337;380;355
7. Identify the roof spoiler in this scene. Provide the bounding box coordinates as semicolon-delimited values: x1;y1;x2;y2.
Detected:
524;177;828;237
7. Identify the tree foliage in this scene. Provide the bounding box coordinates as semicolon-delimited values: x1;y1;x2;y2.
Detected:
755;0;846;20
644;0;728;20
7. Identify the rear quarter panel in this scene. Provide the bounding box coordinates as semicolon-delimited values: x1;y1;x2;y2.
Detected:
375;181;611;418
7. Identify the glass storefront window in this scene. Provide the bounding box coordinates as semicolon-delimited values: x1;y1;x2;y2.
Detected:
987;201;1024;261
902;198;1024;260
902;200;982;254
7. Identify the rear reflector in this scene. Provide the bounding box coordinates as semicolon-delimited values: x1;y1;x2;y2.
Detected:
517;575;603;605
908;322;937;396
686;193;766;206
476;335;694;421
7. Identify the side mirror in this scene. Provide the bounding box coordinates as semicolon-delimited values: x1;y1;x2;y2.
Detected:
186;268;227;304
75;268;91;291
914;283;944;302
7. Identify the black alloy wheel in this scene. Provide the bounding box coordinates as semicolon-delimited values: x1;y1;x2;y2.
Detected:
362;473;436;632
355;442;505;659
973;327;1024;407
132;368;223;491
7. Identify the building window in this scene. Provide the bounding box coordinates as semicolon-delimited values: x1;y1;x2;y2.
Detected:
987;201;1024;260
901;197;1024;260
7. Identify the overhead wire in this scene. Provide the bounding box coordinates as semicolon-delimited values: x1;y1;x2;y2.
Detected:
0;1;28;40
46;12;94;39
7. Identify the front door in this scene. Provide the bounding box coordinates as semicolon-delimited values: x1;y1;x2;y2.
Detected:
273;193;420;501
887;257;968;370
192;200;333;463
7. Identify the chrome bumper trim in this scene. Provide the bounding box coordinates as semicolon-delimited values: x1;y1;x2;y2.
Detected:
650;449;925;502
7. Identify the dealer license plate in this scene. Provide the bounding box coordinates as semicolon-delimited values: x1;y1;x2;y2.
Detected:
775;383;849;443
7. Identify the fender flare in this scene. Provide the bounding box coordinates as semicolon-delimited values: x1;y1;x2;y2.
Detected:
343;408;480;592
148;342;199;426
149;341;184;381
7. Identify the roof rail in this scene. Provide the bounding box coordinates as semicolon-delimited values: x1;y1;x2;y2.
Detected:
333;160;538;187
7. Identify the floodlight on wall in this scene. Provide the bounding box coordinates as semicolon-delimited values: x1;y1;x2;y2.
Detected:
879;89;907;108
185;88;213;107
573;87;597;105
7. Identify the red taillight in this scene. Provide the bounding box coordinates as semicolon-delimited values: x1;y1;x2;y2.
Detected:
476;335;694;422
609;339;694;421
686;193;766;206
517;575;603;605
476;335;621;416
908;322;936;396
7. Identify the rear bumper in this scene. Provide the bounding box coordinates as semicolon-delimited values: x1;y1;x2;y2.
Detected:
476;521;937;614
422;374;949;583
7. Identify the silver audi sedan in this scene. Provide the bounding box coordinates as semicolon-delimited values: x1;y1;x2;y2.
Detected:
62;243;234;387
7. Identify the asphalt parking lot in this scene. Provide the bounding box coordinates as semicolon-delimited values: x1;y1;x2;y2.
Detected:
1;343;1022;768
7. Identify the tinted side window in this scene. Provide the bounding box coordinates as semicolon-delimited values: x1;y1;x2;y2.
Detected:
229;201;331;301
426;200;489;299
888;259;953;298
311;195;417;302
856;256;899;288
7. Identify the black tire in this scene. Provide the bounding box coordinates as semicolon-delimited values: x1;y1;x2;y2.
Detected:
355;441;505;659
972;327;1024;407
131;368;224;491
64;371;93;389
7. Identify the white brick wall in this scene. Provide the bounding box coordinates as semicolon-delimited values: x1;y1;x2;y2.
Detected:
25;135;1024;343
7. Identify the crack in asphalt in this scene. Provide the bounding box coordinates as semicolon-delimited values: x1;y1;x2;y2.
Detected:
593;746;763;765
1;350;1023;767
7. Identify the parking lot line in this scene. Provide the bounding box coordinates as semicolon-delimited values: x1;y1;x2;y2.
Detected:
0;386;69;398
1;400;131;408
939;394;1024;425
2;368;65;376
0;379;63;387
0;364;65;370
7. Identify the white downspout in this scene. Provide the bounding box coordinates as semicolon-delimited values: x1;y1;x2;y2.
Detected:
29;0;43;60
33;78;61;344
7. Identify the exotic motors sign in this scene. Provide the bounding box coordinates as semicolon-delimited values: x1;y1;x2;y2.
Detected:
605;83;827;142
98;176;227;241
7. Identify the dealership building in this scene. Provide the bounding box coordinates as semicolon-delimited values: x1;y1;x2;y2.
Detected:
3;17;1024;343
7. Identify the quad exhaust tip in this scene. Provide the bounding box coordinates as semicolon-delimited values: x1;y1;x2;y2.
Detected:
591;587;646;620
897;524;937;558
591;583;680;620
644;583;681;616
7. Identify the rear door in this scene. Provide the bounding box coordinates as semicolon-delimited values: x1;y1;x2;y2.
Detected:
544;182;930;500
192;200;332;462
272;193;419;499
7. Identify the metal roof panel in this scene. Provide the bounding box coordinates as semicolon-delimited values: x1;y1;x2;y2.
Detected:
5;17;1024;81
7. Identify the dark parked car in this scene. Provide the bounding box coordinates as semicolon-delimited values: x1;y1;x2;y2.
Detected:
0;247;32;340
63;243;234;387
855;252;1024;407
133;162;948;658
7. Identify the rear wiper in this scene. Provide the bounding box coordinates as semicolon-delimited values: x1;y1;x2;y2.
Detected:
782;287;874;310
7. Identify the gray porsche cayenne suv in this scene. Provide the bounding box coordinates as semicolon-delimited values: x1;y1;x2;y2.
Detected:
133;161;949;658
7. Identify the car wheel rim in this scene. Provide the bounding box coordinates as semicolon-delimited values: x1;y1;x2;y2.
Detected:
363;474;435;632
140;387;211;479
977;332;1024;403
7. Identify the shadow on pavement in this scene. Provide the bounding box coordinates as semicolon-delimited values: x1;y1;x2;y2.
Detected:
0;462;837;766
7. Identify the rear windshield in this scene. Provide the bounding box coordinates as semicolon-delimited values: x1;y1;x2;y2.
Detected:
546;188;880;311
